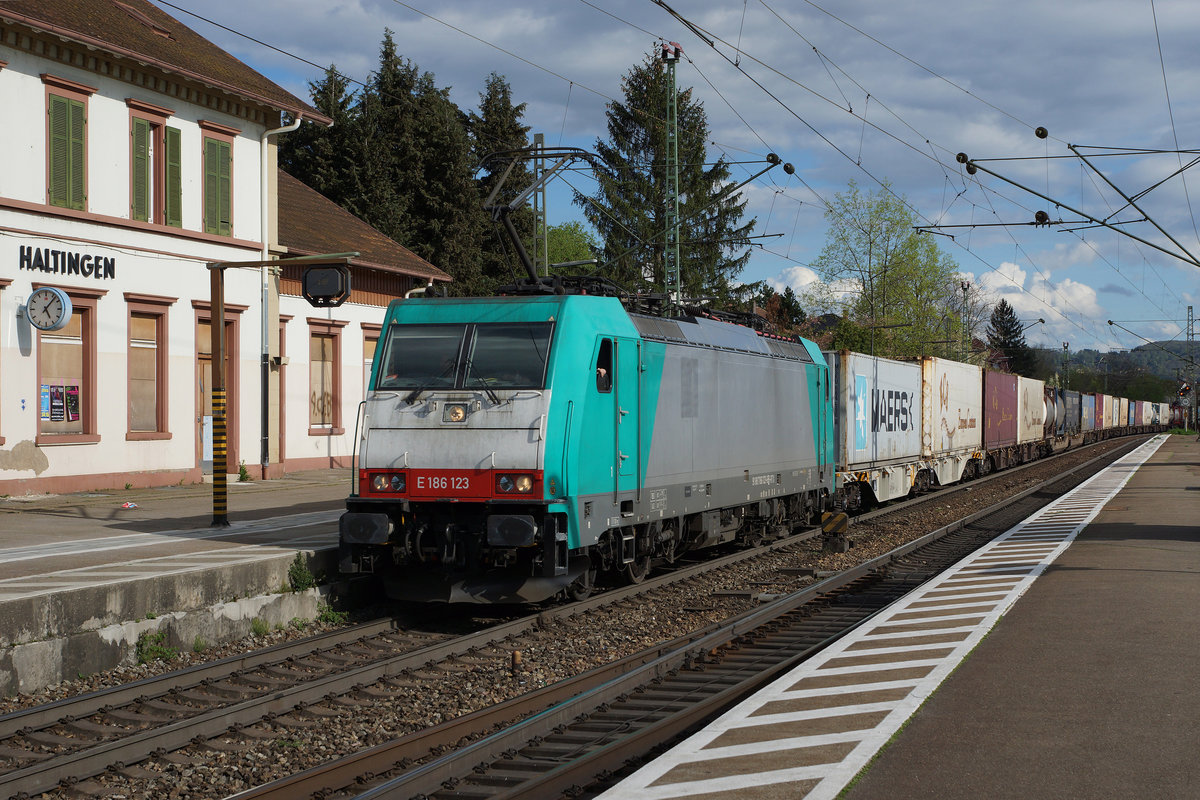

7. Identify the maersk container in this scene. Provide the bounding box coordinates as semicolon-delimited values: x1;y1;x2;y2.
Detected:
826;352;922;469
1017;376;1047;444
1081;393;1096;432
1061;390;1081;435
984;370;1018;449
921;357;982;457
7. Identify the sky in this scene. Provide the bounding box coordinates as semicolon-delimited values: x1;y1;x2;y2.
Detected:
151;0;1200;354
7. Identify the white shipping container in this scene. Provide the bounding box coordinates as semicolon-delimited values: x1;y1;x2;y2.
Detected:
1101;394;1114;430
826;352;923;469
1017;376;1047;444
1119;397;1129;427
921;357;982;457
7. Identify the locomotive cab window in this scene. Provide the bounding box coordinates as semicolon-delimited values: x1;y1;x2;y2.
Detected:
595;338;612;393
376;321;553;391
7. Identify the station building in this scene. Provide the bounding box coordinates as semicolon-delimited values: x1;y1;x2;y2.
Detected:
0;0;449;494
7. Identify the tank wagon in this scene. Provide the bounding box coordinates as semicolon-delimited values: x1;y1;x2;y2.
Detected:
339;294;834;603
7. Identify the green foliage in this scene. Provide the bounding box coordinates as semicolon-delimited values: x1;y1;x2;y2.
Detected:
289;617;309;630
192;636;208;653
803;180;974;359
237;461;250;482
288;552;316;592
545;220;601;268
578;50;754;300
136;630;178;664
317;604;348;625
251;618;270;637
280;31;489;295
470;72;534;288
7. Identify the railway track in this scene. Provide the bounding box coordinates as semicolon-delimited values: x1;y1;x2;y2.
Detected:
0;436;1144;800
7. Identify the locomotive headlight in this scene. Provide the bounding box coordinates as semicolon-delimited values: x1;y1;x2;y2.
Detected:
371;473;405;492
443;403;467;423
496;473;535;494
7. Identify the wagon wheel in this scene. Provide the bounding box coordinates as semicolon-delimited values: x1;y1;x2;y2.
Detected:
621;524;652;584
622;555;651;584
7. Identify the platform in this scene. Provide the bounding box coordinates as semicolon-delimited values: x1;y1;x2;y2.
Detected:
600;434;1194;800
0;469;351;694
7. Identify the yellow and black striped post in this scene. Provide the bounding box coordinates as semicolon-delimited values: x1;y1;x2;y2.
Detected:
210;265;230;527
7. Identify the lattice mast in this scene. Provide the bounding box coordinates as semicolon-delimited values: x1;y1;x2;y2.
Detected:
662;41;682;308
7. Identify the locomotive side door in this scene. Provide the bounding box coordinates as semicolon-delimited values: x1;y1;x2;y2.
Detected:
614;337;641;501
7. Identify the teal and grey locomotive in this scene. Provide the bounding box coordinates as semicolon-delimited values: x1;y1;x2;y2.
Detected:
339;293;835;603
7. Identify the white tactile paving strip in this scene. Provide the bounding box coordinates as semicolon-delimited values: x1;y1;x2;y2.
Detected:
0;512;339;600
599;435;1167;800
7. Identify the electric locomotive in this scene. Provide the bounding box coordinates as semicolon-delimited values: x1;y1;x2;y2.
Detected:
339;293;835;603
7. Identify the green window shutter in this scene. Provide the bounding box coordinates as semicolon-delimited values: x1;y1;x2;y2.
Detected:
131;117;150;221
204;137;232;236
217;140;231;236
68;98;86;211
165;126;182;227
48;95;70;207
48;95;86;210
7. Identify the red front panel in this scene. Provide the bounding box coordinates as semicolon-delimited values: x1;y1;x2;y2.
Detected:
407;469;493;499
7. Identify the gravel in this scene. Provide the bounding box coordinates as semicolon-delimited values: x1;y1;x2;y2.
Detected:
19;438;1134;799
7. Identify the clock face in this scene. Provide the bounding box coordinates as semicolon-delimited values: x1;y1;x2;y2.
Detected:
26;287;73;332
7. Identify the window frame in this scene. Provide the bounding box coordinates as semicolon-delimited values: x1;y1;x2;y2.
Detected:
199;120;238;237
361;321;381;396
308;318;347;436
125;292;176;440
43;74;96;212
35;284;106;445
127;99;181;227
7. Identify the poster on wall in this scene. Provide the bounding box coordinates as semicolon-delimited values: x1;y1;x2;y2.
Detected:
49;385;65;421
40;385;50;421
65;385;80;422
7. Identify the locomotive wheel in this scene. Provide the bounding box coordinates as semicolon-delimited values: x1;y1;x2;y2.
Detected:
622;555;651;584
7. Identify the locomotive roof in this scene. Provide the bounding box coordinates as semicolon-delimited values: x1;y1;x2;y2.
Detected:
631;313;815;363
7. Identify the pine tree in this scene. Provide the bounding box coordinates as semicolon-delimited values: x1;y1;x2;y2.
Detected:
468;73;533;287
986;299;1036;375
578;49;754;300
279;65;365;214
283;32;488;295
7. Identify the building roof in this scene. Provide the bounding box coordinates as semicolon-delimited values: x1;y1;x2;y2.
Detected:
277;170;451;283
0;0;328;123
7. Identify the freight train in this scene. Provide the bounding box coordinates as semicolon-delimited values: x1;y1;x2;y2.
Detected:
338;294;1167;604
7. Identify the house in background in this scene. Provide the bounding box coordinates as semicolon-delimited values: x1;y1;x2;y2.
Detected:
0;0;448;494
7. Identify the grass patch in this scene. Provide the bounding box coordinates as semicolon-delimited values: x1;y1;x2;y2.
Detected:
136;630;178;664
317;604;348;625
250;617;270;637
288;552;316;592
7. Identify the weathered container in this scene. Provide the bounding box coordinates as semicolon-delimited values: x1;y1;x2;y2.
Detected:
826;351;922;468
1081;393;1096;432
1101;394;1114;430
921;357;982;457
1118;397;1129;427
1061;390;1081;435
1017;376;1047;444
984;370;1018;449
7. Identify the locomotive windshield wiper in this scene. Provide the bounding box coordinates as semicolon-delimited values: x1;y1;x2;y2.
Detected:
404;359;458;404
463;357;500;404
